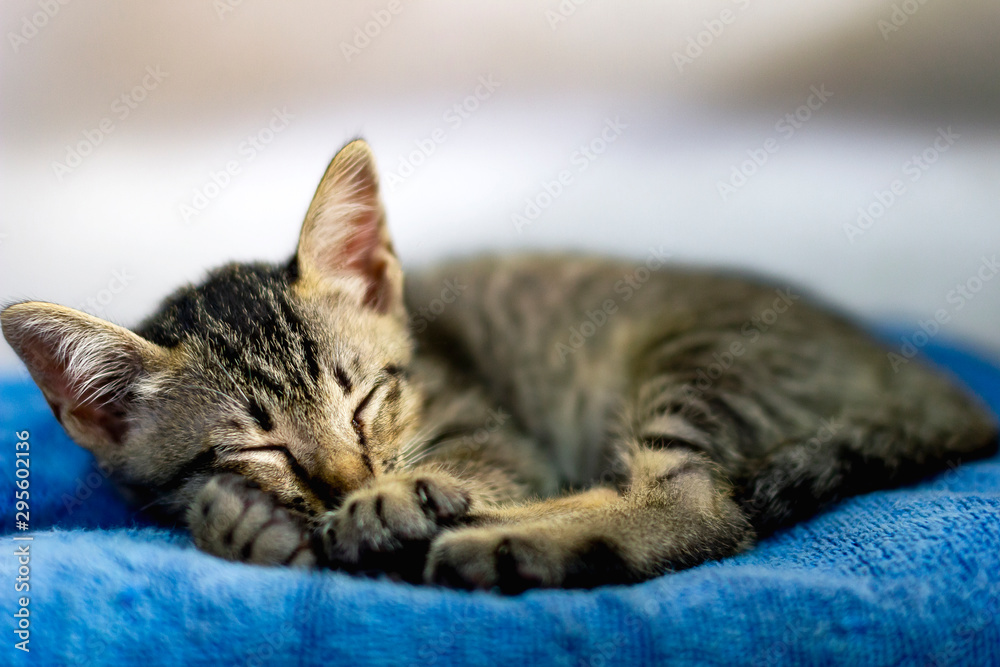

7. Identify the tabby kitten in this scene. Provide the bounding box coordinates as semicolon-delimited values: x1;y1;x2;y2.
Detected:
2;140;997;592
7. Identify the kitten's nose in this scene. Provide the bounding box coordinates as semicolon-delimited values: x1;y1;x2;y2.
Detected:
319;452;375;497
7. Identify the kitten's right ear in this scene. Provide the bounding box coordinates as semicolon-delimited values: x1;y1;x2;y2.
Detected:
295;139;405;319
1;302;168;458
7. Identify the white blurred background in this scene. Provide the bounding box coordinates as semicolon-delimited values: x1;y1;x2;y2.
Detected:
2;0;999;373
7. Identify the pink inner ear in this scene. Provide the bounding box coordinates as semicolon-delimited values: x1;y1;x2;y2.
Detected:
340;209;392;313
69;401;129;444
21;329;131;445
300;143;399;314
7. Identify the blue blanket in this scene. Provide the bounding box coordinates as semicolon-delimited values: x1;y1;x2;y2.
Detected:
2;340;998;667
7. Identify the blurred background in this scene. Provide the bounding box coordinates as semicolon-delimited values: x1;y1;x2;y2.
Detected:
2;0;999;373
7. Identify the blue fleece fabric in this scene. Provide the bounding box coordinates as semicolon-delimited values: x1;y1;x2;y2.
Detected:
1;340;998;667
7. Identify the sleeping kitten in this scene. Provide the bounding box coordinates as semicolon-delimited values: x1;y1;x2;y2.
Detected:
2;140;996;592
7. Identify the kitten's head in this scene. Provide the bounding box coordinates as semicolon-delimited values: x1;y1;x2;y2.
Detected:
1;140;422;519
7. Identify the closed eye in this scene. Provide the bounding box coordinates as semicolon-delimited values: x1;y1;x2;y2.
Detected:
233;444;343;508
352;385;380;424
232;444;304;471
351;384;380;447
350;370;405;452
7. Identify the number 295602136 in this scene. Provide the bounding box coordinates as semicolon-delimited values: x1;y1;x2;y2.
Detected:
15;430;30;530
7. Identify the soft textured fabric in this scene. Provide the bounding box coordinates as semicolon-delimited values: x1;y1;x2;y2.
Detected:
1;340;998;667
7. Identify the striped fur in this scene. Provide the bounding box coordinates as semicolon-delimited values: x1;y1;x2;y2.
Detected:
2;140;997;591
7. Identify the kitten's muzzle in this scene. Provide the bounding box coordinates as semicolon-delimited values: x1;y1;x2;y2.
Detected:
316;452;377;505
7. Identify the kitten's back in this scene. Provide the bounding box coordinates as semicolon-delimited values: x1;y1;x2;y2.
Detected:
406;255;998;504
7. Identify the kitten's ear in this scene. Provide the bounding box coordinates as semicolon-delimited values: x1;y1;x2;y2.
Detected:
296;139;403;317
1;302;167;457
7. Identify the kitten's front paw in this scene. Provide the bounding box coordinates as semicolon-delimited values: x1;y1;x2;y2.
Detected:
188;474;316;567
320;471;471;570
425;524;633;593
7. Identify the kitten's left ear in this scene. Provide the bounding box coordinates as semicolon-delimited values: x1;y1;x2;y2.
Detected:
1;302;168;457
296;139;404;318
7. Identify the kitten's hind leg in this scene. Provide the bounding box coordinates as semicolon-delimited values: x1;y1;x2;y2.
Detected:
740;413;999;536
425;446;754;592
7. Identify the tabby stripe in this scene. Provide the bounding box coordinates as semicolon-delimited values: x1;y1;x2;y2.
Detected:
359;450;376;476
383;379;402;410
277;296;321;387
244;364;288;398
208;332;287;396
351;381;384;448
301;335;322;385
334;365;353;393
706;395;757;445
